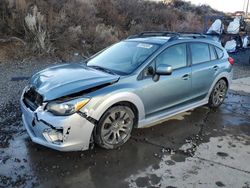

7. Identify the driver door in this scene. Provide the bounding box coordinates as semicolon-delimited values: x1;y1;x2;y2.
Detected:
139;43;192;117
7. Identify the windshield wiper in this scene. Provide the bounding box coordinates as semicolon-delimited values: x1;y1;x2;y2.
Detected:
88;65;116;75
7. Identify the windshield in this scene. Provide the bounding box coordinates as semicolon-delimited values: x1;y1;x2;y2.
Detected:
87;41;159;75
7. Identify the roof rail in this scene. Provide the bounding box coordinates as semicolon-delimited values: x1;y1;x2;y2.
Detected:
127;31;179;39
178;32;207;38
127;31;208;41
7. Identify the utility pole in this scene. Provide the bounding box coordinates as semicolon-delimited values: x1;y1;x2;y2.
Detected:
246;0;249;16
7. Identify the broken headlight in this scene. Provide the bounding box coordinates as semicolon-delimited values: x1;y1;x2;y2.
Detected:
46;98;90;116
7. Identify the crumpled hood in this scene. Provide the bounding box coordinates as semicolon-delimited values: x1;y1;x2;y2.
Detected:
30;63;119;101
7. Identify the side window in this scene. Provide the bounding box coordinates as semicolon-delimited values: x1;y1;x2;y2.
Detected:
215;47;224;59
190;43;210;64
155;43;187;70
209;45;217;60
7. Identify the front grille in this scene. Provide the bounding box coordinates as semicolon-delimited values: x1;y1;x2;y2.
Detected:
23;87;43;111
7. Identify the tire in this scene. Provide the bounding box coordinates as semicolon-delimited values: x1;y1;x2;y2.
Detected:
94;105;135;149
208;79;228;108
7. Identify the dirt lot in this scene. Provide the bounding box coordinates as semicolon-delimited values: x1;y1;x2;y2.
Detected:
0;50;250;188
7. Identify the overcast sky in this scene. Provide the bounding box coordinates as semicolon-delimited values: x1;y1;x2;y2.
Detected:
183;0;247;13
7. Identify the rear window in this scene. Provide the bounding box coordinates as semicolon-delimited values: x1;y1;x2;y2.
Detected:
215;47;224;59
190;43;210;64
209;45;217;60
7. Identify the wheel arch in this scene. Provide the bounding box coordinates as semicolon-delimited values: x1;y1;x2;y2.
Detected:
220;77;229;87
206;72;232;100
87;92;145;128
109;101;139;125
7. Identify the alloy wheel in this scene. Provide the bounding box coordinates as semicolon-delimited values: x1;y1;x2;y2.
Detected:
101;108;134;145
212;79;227;106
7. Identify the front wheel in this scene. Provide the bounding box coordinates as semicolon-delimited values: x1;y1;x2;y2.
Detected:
94;105;135;149
208;79;228;108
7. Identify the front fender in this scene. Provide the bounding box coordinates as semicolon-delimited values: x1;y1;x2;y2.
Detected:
83;92;145;127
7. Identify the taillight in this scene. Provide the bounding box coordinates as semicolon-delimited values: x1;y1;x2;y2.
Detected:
228;57;234;65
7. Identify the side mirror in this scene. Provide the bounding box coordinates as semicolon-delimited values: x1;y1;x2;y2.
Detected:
156;64;173;75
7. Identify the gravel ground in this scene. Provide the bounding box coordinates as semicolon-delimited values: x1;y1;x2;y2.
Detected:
0;58;60;111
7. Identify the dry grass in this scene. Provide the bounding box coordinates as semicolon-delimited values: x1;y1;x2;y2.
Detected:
0;0;223;60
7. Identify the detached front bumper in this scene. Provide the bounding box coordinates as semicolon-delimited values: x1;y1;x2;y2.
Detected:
20;99;95;152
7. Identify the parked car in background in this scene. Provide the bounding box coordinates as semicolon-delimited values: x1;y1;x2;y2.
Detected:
20;31;234;151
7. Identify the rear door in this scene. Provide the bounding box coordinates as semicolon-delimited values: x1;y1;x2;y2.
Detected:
190;42;218;100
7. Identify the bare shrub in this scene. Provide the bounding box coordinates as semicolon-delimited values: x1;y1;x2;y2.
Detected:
94;24;119;51
0;0;26;37
173;12;204;32
24;5;50;53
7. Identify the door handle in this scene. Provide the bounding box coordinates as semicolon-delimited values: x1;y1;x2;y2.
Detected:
182;74;190;80
213;65;219;71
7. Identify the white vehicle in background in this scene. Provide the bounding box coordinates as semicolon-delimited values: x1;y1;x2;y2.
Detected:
205;12;250;53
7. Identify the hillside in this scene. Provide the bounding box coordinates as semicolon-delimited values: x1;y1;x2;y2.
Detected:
0;0;223;61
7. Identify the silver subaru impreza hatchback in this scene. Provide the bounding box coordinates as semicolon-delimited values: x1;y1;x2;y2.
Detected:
20;32;234;151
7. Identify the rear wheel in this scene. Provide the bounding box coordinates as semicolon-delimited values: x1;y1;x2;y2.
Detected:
94;105;135;149
208;79;228;108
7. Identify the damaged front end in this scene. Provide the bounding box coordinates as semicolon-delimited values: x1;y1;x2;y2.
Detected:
20;63;120;151
20;86;96;151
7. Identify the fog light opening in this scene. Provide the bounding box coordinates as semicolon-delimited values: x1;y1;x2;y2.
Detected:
43;128;63;144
